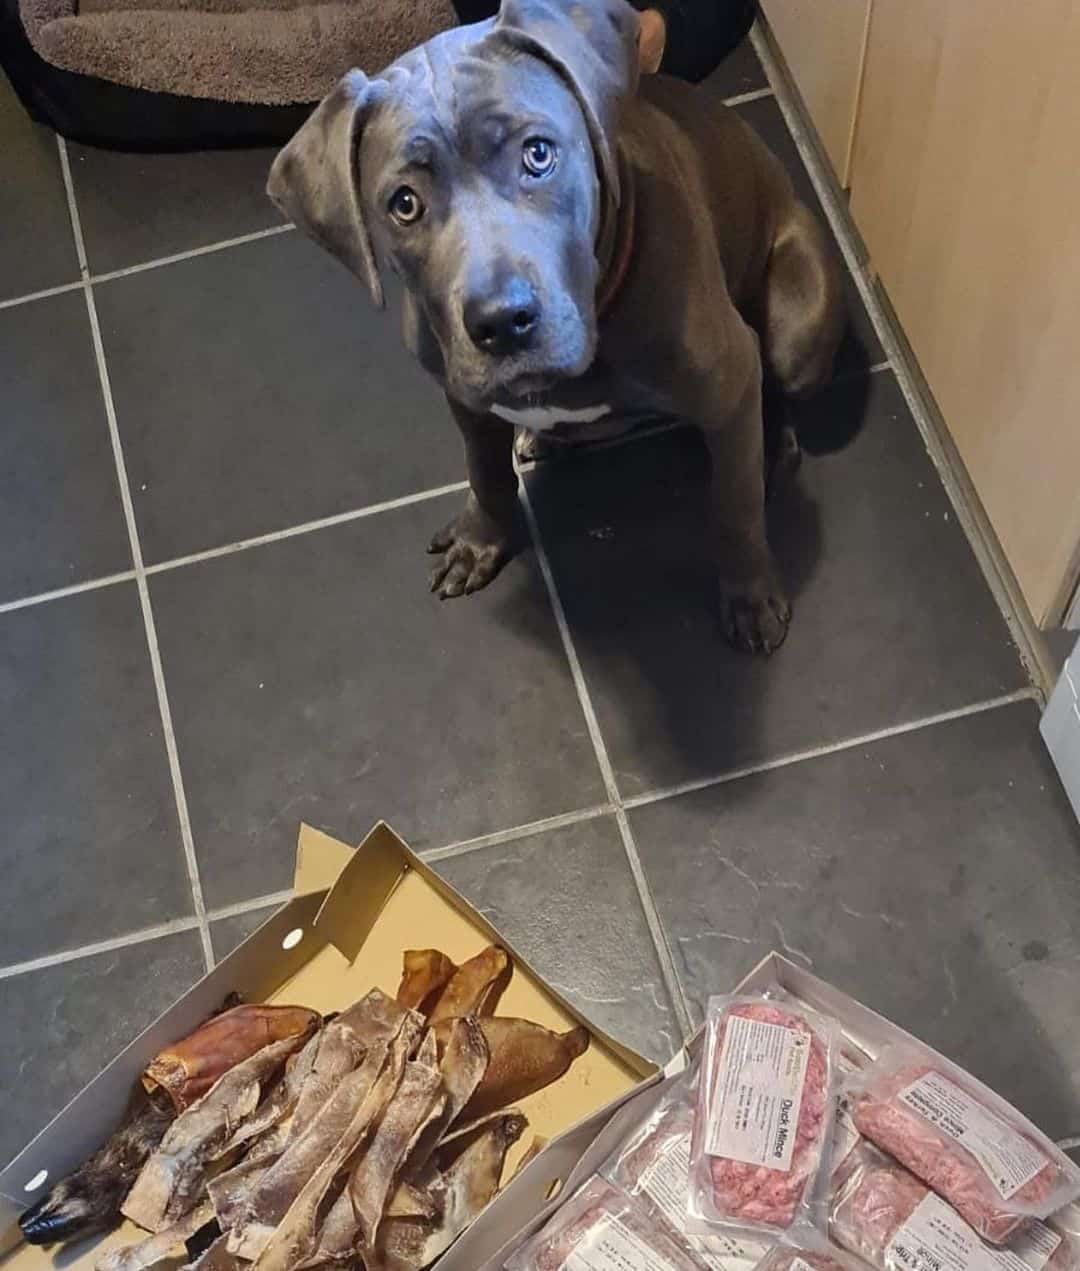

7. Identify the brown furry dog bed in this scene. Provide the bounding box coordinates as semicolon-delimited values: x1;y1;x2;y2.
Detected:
2;0;454;147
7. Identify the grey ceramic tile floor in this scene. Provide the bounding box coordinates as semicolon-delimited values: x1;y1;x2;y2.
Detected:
2;35;1079;1176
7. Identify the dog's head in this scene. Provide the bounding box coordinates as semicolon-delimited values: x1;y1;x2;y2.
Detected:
268;0;638;411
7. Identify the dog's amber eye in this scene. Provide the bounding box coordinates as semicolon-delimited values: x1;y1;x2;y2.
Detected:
388;186;424;226
522;137;557;178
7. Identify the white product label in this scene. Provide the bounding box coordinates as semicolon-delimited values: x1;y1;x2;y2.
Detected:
791;1259;820;1271
898;1073;1048;1199
564;1213;685;1271
829;1103;861;1174
886;1192;1061;1271
706;1013;811;1171
636;1134;758;1271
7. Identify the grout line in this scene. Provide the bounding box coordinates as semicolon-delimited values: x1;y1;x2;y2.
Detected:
519;482;696;1038
206;890;295;922
422;804;615;863
831;359;892;386
721;86;774;107
0;279;85;312
0;691;1037;982
0;917;202;982
0;226;296;315
623;688;1040;810
749;22;1051;698
92;224;295;286
57;137;216;977
0;569;136;616
144;481;470;575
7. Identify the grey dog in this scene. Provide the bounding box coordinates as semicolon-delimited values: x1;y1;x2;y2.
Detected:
268;0;845;652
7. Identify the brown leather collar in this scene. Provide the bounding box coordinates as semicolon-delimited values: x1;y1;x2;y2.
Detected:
595;152;636;319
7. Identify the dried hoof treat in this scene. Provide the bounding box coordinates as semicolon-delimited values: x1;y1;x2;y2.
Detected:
19;1094;175;1246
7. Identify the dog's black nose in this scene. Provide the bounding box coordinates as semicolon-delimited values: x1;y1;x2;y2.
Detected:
463;278;540;355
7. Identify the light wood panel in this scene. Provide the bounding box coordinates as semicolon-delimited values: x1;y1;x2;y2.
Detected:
849;0;1080;624
762;0;872;183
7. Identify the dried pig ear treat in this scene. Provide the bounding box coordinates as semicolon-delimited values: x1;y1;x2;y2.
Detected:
688;995;838;1240
506;1176;704;1271
603;1072;766;1271
831;1142;1080;1271
847;1044;1080;1243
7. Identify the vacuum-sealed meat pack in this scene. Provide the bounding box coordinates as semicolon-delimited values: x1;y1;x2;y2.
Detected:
831;1143;1079;1271
688;996;839;1241
602;1074;766;1271
847;1045;1080;1243
505;1176;704;1271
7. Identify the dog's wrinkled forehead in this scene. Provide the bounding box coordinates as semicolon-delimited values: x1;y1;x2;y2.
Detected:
368;23;575;161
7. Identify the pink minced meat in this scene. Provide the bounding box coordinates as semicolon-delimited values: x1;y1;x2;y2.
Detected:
519;1177;702;1271
831;1152;934;1263
849;1065;1060;1243
831;1152;1078;1271
707;1003;830;1229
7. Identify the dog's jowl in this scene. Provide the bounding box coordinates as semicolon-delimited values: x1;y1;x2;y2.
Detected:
269;0;845;652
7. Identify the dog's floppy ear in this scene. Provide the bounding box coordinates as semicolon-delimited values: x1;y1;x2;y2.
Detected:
494;0;638;205
267;70;388;308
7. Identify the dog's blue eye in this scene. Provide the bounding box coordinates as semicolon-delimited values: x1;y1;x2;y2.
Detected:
388;186;424;225
522;138;557;178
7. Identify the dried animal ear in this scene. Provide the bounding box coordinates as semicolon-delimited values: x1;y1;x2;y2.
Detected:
493;0;639;205
267;70;388;308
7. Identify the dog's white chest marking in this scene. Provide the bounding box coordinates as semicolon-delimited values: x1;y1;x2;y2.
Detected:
490;401;612;432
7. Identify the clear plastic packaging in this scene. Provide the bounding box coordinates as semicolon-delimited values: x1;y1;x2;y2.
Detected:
752;1239;864;1271
602;1071;767;1271
687;995;840;1241
505;1175;704;1271
846;1044;1080;1244
830;1141;1080;1271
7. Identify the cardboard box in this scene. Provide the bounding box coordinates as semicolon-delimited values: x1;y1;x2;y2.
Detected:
0;823;656;1269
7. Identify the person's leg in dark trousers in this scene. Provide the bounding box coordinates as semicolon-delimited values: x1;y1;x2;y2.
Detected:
449;0;757;84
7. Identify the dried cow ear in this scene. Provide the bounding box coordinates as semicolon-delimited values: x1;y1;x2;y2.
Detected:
428;947;512;1023
433;1017;589;1122
396;949;458;1012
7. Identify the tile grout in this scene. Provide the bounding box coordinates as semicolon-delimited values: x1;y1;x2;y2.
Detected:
422;804;615;862
622;688;1041;808
0;685;1039;982
0;917;202;982
57;136;216;977
0;224;296;313
206;890;295;922
720;86;775;107
0;347;891;619
518;482;697;1038
0;569;136;616
1;82;761;316
144;481;471;575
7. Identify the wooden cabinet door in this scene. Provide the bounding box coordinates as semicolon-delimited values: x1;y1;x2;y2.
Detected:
761;0;872;183
849;0;1080;625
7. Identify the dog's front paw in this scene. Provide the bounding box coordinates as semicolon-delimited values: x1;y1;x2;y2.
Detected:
428;506;514;599
720;581;791;654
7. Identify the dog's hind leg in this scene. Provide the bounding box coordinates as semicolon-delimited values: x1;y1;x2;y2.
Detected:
758;200;846;400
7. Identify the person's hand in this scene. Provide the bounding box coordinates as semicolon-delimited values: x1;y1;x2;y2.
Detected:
637;7;666;73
